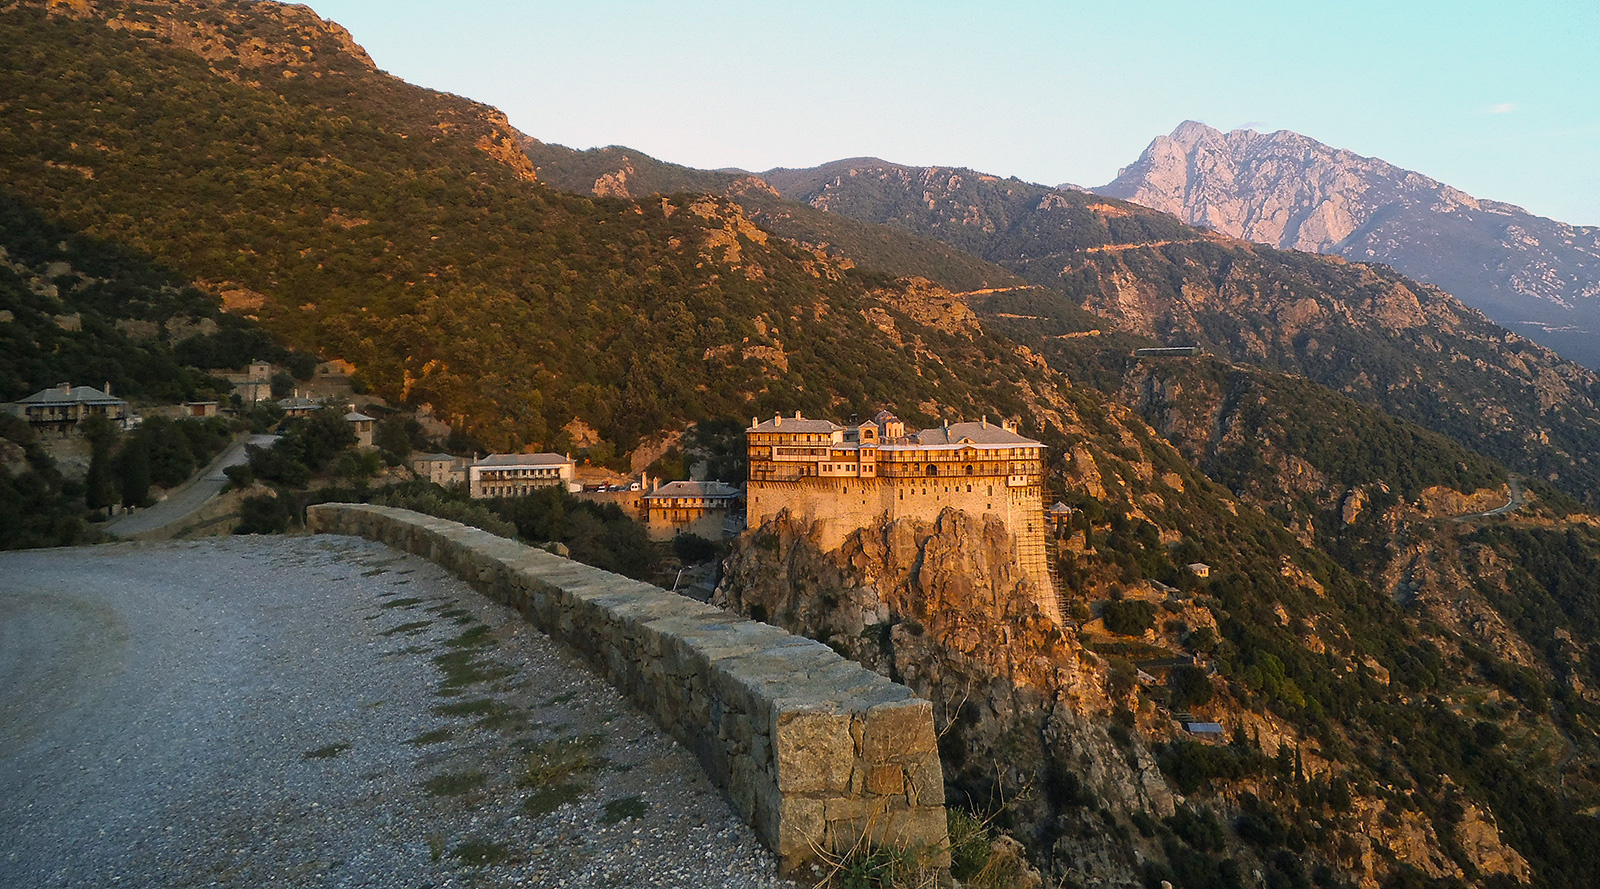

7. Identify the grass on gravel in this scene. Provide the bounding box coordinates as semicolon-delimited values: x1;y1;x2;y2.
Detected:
444;625;495;648
302;742;351;760
450;837;513;866
432;696;528;731
407;727;454;745
523;782;587;817
518;734;610;818
521;735;609;785
423;770;488;796
600;795;649;824
380;620;433;637
432;648;514;692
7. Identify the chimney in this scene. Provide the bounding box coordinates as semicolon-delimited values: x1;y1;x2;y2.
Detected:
774;412;781;427
57;382;71;395
751;416;758;429
981;415;988;428
794;410;801;420
104;381;112;396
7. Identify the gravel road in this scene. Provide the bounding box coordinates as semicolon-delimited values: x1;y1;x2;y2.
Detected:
103;434;279;538
0;536;794;888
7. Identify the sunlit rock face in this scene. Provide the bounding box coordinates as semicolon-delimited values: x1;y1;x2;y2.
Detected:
1100;121;1600;367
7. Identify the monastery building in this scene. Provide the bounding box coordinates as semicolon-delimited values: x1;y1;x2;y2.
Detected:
747;410;1057;621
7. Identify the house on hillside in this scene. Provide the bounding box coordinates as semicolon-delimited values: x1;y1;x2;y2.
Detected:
345;410;375;448
469;453;577;499
412;453;472;487
278;394;321;417
184;401;220;418
5;382;131;434
1048;501;1075;536
220;360;275;403
641;479;742;541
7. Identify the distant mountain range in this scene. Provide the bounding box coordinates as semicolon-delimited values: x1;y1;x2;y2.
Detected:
1098;120;1600;367
608;154;1600;508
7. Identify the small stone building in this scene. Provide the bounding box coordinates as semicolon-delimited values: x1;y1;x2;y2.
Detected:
277;395;321;418
345;411;375;448
221;360;275;403
641;480;742;541
412;452;472;487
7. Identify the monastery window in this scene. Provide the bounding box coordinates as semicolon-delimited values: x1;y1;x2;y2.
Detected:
967;485;972;492
925;464;938;477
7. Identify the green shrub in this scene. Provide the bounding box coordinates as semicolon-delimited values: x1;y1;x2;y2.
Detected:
235;493;290;534
1103;600;1157;636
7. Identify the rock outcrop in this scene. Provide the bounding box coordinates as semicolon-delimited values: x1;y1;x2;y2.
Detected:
718;509;1178;887
1099;121;1600;366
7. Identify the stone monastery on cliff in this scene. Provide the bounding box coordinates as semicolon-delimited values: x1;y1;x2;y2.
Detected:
746;410;1058;621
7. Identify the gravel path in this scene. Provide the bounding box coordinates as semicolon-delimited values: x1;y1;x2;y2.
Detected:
0;535;795;889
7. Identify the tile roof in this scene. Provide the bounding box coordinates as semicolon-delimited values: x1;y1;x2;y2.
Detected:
911;421;1038;446
17;384;124;406
747;415;843;434
644;480;742;500
475;452;572;467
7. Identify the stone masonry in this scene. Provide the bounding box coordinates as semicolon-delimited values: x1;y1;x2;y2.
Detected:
306;504;949;876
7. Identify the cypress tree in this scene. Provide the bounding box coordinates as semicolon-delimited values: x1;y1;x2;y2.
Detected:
118;436;151;508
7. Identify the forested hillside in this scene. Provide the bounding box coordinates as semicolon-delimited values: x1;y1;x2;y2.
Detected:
0;191;304;402
0;0;1058;453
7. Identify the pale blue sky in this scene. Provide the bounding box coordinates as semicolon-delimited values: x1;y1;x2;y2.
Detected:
303;0;1600;225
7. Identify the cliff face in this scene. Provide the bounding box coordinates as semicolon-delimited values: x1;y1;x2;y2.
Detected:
716;508;1536;888
717;509;1170;887
1099;121;1600;366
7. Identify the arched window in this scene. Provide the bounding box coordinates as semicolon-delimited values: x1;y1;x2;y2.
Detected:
925;464;938;477
966;464;974;475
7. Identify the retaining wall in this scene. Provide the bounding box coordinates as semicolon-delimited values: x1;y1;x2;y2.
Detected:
306;503;948;875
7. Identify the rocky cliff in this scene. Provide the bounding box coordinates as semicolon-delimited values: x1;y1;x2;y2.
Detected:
717;507;1536;888
1098;121;1600;366
717;509;1171;887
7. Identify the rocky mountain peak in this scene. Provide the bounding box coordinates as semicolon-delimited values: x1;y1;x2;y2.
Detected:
1099;120;1600;366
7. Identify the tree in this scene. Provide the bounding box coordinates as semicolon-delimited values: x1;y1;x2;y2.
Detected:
374;414;423;457
1169;665;1215;710
116;436;151;508
1103;599;1157;636
81;414;118;515
140;417;197;487
294;407;356;470
270;371;295;398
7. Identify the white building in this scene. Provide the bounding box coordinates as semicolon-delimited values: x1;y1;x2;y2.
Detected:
469;453;577;499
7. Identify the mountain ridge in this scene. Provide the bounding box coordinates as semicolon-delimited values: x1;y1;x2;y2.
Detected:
1098;120;1600;366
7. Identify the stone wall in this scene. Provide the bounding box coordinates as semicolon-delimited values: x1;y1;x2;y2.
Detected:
305;503;948;876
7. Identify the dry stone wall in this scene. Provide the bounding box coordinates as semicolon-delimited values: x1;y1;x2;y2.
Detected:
305;503;948;875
